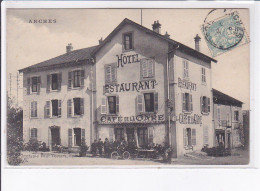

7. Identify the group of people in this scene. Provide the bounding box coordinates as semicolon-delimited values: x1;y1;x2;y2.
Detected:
90;138;137;158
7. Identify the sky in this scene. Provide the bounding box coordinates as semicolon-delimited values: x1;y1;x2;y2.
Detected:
6;8;250;109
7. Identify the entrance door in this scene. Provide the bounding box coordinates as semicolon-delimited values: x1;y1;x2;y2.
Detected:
126;128;134;142
51;127;60;147
137;128;148;148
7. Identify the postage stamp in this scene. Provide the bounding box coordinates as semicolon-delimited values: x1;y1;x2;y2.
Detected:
202;10;249;57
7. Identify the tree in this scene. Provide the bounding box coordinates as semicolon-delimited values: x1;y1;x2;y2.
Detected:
7;97;24;165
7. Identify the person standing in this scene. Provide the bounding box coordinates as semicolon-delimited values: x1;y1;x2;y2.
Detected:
97;138;103;157
104;138;110;158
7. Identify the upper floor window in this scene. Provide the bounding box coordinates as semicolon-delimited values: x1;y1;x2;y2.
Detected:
105;64;117;84
30;101;37;118
101;96;119;115
27;76;41;94
140;58;155;80
201;96;210;114
123;32;133;51
45;99;61;118
136;92;158;114
234;110;239;121
68;69;85;89
183;60;189;79
201;67;206;83
67;98;84;117
47;73;62;92
182;93;193;113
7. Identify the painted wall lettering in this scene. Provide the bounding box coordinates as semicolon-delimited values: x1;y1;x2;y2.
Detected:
178;78;197;91
104;80;157;93
179;113;202;125
100;114;165;124
116;53;140;68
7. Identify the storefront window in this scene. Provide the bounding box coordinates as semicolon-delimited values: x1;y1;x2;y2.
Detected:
115;128;124;142
138;128;148;148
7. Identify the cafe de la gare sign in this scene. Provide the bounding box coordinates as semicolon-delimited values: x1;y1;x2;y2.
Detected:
100;114;165;124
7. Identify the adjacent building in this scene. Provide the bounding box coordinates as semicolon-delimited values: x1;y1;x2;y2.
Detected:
20;18;219;157
212;89;243;149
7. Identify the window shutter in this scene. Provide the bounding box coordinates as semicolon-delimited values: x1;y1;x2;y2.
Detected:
58;100;62;117
136;94;143;113
154;92;158;113
182;93;186;112
111;66;117;83
35;102;37;117
116;96;119;114
105;65;112;84
58;73;62;90
81;129;85;142
34;128;38;140
68;71;72;89
148;127;154;145
207;97;210;113
186;61;189;77
141;59;148;78
31;102;34;117
67;99;72;117
203;126;209;145
148;59;154;78
191;129;196;145
80;70;85;86
27;77;31;95
47;75;51;92
45;101;50;118
68;129;72;148
189;94;193;112
101;97;107;114
37;76;41;94
80;98;84;115
183;128;187;147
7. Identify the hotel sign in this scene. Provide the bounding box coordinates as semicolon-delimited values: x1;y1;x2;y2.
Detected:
100;114;165;124
116;53;140;68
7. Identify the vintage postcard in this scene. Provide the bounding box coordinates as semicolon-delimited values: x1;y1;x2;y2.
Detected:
4;7;250;166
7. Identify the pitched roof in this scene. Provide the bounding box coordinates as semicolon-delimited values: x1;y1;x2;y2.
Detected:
213;88;243;107
92;18;217;63
19;45;98;72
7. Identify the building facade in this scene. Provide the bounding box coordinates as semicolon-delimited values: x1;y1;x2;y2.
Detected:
20;18;218;157
213;89;243;149
20;45;96;150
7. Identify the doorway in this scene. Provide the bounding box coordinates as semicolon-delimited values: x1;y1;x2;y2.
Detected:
126;128;134;142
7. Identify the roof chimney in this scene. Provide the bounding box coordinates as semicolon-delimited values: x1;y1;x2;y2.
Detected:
164;31;170;38
194;34;201;52
66;43;73;53
152;20;161;34
99;37;103;45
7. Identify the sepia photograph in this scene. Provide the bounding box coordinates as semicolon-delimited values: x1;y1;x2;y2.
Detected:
5;8;250;166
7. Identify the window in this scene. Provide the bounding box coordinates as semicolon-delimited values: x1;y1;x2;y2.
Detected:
183;60;189;79
201;96;210;114
115;128;124;142
141;58;155;79
74;98;81;116
67;98;84;117
138;128;148;148
123;32;133;50
108;96;117;114
136;92;158;114
144;93;154;112
234;111;239;121
31;101;37;118
184;128;196;147
73;128;81;146
182;93;193;112
27;76;41;94
47;73;62;92
202;67;206;83
30;128;37;140
45;100;61;118
68;69;85;89
105;64;117;84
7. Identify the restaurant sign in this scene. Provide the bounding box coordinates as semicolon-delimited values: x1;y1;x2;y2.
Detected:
100;114;165;124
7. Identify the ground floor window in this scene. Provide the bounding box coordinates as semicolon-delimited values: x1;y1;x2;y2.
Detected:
50;127;60;147
115;128;124;142
138;128;148;148
184;128;196;147
30;128;37;140
74;128;82;146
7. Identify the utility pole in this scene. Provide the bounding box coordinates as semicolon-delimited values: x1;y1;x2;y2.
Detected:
17;72;19;105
